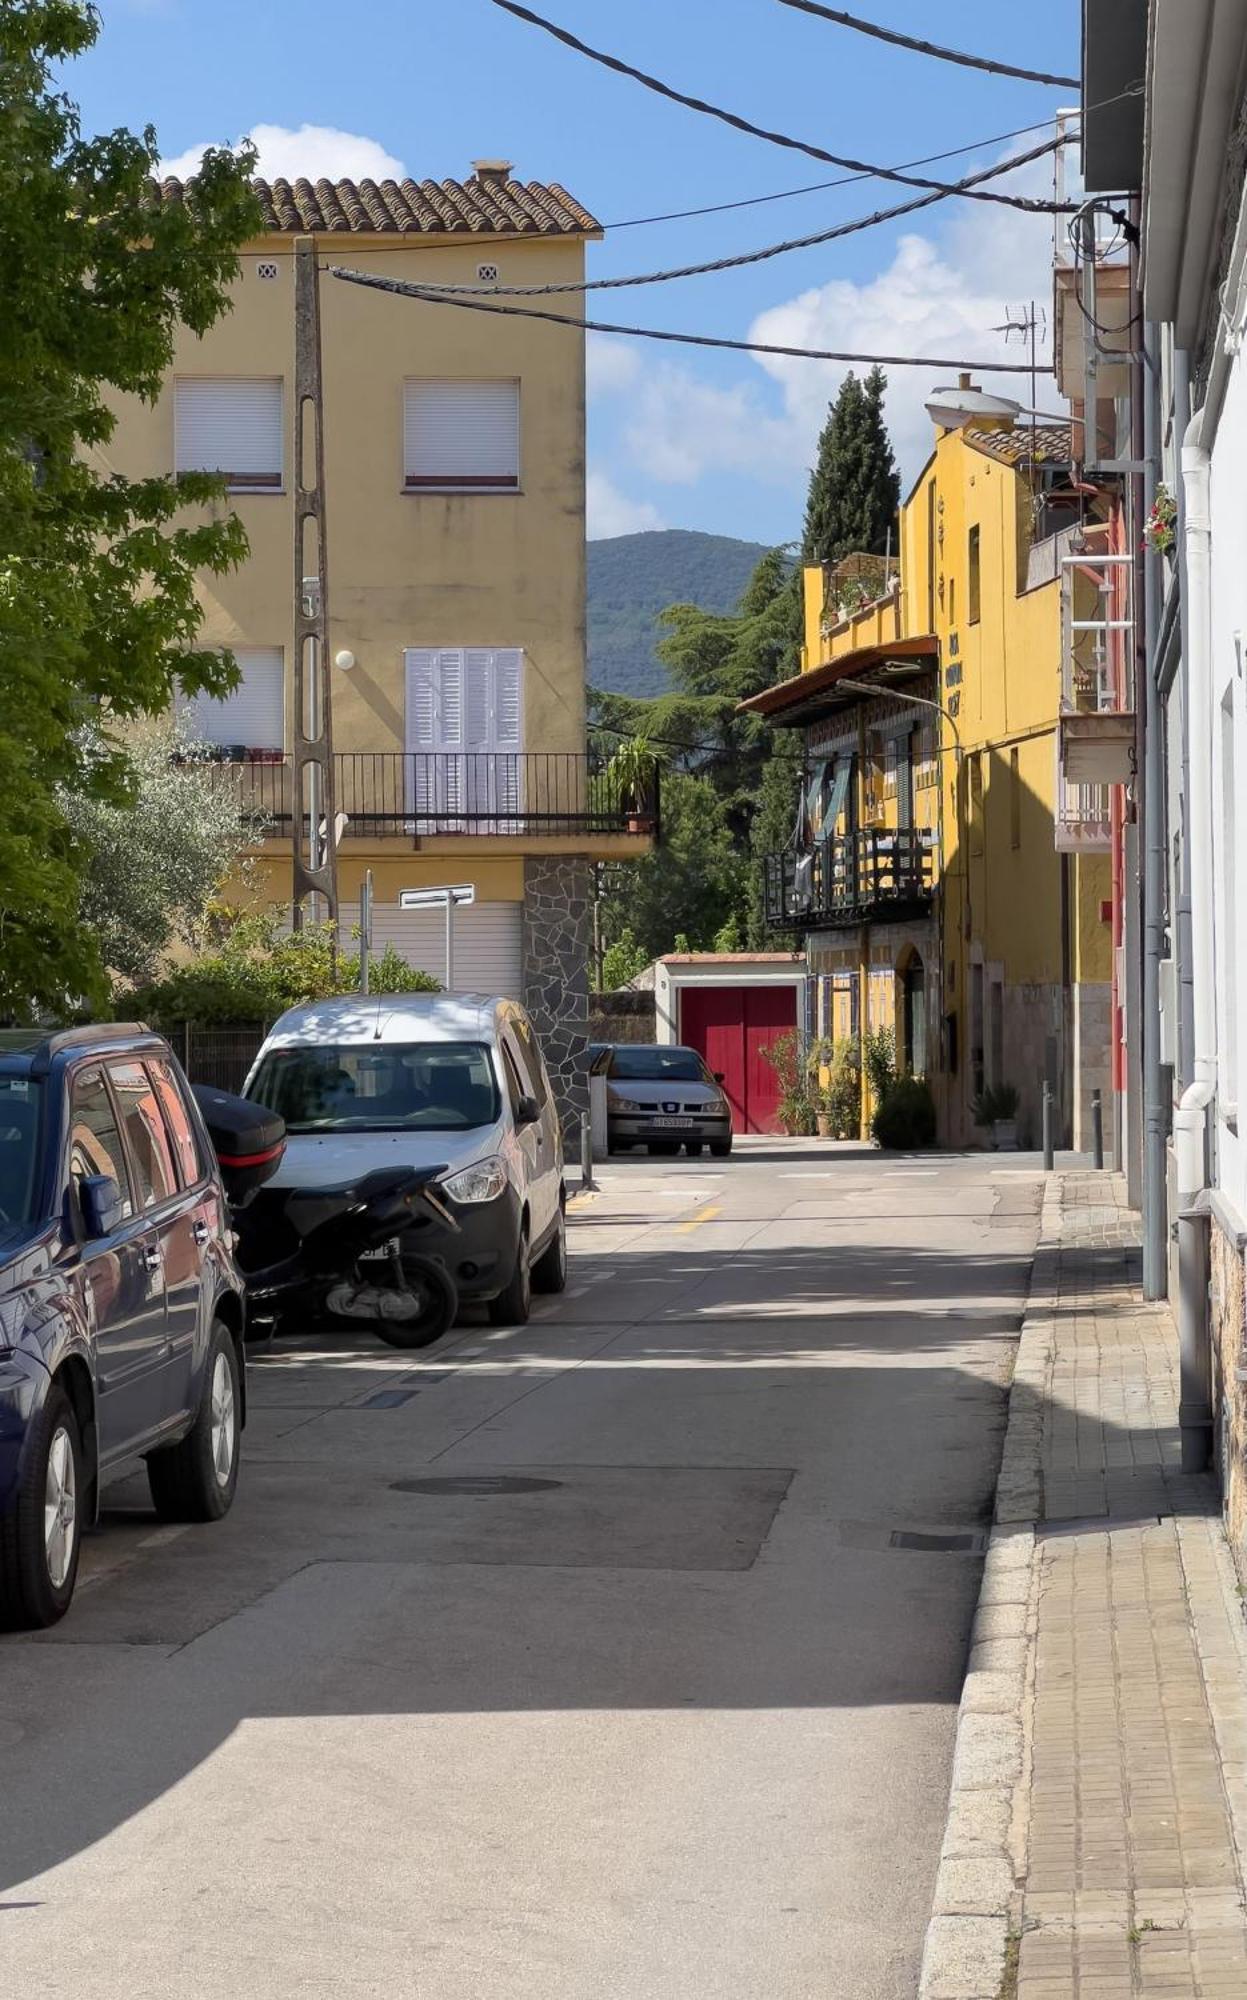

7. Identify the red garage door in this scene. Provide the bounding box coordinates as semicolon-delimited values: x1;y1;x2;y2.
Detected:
679;984;798;1135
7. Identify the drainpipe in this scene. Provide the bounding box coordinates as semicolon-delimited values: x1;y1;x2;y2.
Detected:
1140;319;1168;1299
1175;406;1216;1470
1174;349;1196;1089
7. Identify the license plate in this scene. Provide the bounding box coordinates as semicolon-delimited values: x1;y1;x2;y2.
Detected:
652;1116;694;1129
359;1237;400;1263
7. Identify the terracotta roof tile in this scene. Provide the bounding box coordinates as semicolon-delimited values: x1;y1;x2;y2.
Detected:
963;423;1073;469
150;173;601;238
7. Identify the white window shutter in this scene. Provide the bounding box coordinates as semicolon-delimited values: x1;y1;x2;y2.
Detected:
439;651;465;748
175;379;283;487
464;651;493;749
404;650;440;750
493;651;523;751
403;381;520;488
182;647;284;751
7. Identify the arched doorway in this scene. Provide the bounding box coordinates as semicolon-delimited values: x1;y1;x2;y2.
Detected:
900;951;927;1078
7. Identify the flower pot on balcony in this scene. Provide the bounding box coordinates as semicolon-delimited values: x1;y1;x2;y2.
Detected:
627;811;655;835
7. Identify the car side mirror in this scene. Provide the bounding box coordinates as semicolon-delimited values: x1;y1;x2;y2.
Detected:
79;1174;125;1239
514;1094;541;1128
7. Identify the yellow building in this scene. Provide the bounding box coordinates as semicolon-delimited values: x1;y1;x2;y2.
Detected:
105;163;653;1123
742;394;1113;1149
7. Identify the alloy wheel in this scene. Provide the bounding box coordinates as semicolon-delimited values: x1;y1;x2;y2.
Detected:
210;1351;237;1488
44;1425;77;1591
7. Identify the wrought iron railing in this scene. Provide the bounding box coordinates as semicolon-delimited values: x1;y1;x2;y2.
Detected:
177;751;659;841
764;828;937;929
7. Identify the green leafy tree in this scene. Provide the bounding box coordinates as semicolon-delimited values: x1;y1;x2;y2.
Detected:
0;1;261;1016
802;366;900;565
603;774;745;961
61;727;259;984
600;925;649;991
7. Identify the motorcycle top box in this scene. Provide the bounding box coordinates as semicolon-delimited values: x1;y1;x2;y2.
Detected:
189;1084;286;1203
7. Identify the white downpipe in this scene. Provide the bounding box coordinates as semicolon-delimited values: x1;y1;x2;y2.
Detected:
1176;412;1217;1197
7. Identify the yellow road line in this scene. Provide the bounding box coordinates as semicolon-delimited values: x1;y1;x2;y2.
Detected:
676;1202;723;1233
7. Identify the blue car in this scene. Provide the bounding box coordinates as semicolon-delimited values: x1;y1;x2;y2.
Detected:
0;1026;247;1628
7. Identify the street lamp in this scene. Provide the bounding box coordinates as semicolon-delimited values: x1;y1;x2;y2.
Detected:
399;883;475;991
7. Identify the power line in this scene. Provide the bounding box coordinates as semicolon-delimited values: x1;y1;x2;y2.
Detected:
486;0;1075;215
600;114;1072;229
773;0;1079;90
327;263;1053;374
402;136;1063;298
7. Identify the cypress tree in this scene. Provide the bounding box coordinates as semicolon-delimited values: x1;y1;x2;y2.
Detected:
801;365;901;565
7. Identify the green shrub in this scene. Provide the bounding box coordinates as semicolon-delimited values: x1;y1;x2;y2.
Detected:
128;911;440;1026
824;1042;862;1137
971;1081;1020;1126
872;1074;937;1150
763;1029;816;1135
863;1026;897;1106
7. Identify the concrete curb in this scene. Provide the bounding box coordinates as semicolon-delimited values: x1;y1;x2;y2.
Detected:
916;1177;1062;2000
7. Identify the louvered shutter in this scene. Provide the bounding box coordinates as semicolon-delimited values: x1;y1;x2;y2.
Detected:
403;381;520;488
182;647;284;751
338;901;523;997
174;379;283;488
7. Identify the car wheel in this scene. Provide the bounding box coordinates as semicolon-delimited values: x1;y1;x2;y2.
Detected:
709;1136;733;1158
147;1319;241;1524
0;1383;83;1630
532;1201;568;1294
489;1219;532;1325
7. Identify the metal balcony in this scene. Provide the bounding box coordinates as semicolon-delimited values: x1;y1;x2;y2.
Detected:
176;751;659;842
764;828;937;931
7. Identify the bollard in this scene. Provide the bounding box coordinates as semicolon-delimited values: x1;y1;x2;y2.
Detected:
580;1110;598;1193
1091;1089;1105;1171
1042;1083;1055;1173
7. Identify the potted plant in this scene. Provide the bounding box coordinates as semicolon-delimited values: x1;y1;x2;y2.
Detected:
972;1082;1021;1151
805;1036;837;1138
606;735;657;833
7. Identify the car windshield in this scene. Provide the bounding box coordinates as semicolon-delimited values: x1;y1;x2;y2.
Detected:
0;1075;42;1226
607;1047;706;1083
247;1043;500;1133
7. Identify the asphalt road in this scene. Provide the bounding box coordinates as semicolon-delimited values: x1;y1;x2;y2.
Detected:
0;1140;1042;1999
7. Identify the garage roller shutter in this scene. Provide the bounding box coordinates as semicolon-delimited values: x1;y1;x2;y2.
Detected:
339;900;523;998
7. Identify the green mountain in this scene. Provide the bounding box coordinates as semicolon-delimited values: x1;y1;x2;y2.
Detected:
587;529;770;698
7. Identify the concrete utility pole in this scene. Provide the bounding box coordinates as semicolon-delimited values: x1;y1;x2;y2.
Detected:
292;236;339;934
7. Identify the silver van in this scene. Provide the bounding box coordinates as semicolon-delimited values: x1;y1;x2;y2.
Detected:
244;994;566;1324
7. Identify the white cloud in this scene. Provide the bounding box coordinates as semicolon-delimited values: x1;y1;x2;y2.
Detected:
159;123;405;184
587;471;665;538
587;335;642;400
613;150;1058;497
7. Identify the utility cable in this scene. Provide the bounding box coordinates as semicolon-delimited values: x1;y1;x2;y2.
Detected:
402;136;1063;297
600;113;1076;229
327;264;1053;374
773;0;1079;90
485;0;1075;214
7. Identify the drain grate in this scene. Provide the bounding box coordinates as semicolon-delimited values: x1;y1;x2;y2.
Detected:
889;1528;986;1553
390;1474;565;1496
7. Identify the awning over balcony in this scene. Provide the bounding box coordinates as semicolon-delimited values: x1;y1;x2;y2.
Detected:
737;635;938;728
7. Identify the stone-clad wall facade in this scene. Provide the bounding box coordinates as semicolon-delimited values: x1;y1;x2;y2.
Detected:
522;857;592;1140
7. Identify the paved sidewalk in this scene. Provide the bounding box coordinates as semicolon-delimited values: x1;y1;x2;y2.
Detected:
921;1174;1247;1999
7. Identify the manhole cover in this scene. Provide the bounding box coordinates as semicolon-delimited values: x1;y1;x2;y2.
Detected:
390;1475;565;1496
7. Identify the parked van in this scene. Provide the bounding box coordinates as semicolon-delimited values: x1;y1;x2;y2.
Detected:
244;995;566;1325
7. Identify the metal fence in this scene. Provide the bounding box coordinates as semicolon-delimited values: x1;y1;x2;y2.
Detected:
166;1021;269;1094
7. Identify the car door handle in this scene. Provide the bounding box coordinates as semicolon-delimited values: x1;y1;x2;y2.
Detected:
143;1245;163;1272
192;1220;211;1246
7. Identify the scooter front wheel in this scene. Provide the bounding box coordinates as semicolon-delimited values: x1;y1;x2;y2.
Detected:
368;1261;458;1350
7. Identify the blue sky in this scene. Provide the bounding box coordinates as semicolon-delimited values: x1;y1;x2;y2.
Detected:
82;0;1081;544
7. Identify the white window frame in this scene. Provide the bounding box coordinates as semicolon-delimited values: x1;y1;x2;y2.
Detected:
402;379;521;493
174;377;284;493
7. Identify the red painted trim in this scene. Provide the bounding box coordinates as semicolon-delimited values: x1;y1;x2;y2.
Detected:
216;1142;284;1169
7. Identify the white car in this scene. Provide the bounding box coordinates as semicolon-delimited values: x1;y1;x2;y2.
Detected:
243;994;566;1324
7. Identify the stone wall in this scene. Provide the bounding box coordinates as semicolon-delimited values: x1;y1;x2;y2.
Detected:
1211;1214;1247;1547
522;856;592;1140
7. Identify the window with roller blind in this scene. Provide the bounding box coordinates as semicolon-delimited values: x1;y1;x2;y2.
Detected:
174;378;283;491
404;648;524;823
182;647;285;753
403;381;520;491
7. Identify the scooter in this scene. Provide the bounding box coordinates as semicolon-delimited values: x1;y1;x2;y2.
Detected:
191;1085;459;1350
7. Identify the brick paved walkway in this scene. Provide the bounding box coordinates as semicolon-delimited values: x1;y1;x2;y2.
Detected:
922;1175;1247;2000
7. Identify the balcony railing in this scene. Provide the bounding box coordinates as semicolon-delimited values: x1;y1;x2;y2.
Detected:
764;828;936;930
179;752;659;842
